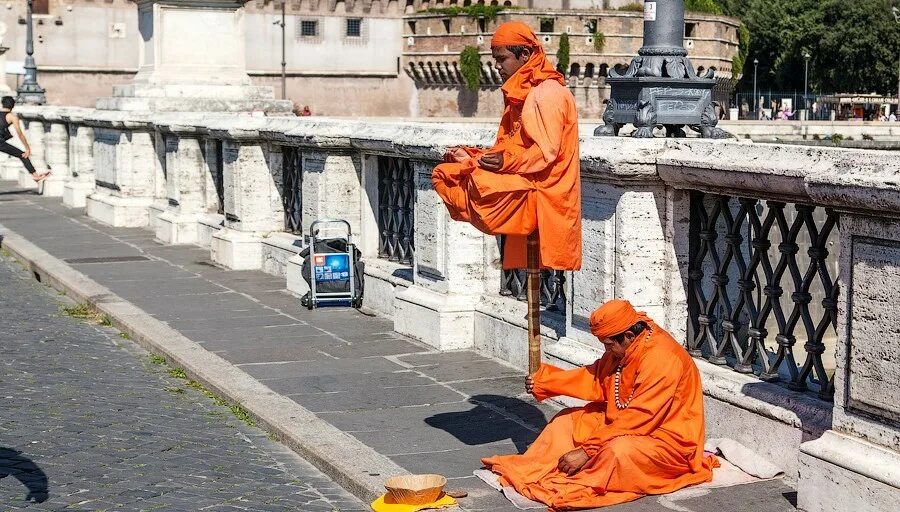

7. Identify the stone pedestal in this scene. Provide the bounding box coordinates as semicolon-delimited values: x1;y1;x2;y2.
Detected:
16;118;46;190
154;125;207;244
300;151;362;238
38;120;71;197
796;212;900;511
86;120;162;227
209;135;282;269
62;120;96;208
95;0;290;114
391;160;489;350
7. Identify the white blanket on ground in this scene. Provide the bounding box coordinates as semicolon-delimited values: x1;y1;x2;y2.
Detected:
474;439;783;510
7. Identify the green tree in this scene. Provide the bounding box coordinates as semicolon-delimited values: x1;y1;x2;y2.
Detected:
459;46;482;91
557;33;571;75
685;0;723;15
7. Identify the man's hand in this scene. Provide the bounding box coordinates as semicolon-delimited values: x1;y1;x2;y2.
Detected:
443;146;469;163
21;149;30;159
478;152;503;172
525;375;535;395
557;448;590;476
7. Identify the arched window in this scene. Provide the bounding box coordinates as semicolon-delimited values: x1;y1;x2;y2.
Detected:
585;63;595;78
599;63;609;77
569;63;581;78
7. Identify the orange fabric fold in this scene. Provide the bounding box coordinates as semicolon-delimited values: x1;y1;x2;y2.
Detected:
482;321;718;510
432;21;581;271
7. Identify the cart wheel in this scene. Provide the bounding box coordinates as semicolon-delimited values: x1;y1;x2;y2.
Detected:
307;300;314;310
353;298;363;309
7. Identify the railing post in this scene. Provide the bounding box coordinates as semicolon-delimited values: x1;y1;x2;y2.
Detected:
393;159;488;351
209;127;282;270
38;111;71;197
155;122;207;244
62;110;95;208
15;112;47;190
85;115;162;227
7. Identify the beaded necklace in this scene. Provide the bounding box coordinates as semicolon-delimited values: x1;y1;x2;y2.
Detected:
613;327;652;410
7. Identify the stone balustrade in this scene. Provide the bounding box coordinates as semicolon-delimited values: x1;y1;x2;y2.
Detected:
6;105;899;512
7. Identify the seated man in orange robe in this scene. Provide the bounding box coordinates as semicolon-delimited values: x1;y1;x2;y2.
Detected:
432;21;581;271
482;300;718;510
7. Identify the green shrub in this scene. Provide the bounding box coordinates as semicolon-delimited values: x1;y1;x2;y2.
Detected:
593;32;606;52
685;0;722;15
617;2;644;12
557;33;571;75
460;46;482;91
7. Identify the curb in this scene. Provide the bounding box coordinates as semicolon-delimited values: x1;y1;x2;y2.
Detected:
0;224;406;505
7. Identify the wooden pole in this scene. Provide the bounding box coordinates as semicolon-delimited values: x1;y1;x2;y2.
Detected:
526;231;541;374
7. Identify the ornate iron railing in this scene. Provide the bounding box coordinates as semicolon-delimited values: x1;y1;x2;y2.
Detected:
687;192;839;400
212;139;225;215
499;236;567;313
282;147;302;234
377;156;415;266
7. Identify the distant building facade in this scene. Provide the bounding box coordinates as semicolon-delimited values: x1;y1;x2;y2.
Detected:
0;0;738;118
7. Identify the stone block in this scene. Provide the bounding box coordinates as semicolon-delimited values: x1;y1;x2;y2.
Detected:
210;228;262;270
85;192;153;227
393;285;476;351
285;253;309;297
62;178;95;208
16;169;38;190
196;213;224;249
798;431;900;512
154;211;200;245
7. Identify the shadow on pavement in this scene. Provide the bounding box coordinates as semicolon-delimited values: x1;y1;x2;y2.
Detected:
0;447;49;503
425;395;548;453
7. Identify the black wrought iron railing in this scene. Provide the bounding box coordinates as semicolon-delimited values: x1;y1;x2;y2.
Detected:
687;192;839;400
212;139;225;215
499;236;567;313
377;156;415;266
282;147;302;234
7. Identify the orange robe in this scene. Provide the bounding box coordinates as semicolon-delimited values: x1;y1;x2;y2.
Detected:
482;323;718;510
431;61;581;271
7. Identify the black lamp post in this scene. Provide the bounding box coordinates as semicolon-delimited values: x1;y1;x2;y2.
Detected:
803;52;810;121
595;0;729;138
753;58;759;120
16;0;46;105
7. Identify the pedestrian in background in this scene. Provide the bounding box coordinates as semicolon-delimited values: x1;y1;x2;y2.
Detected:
0;96;50;182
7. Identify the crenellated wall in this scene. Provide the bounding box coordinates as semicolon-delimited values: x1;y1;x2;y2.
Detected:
6;105;899;512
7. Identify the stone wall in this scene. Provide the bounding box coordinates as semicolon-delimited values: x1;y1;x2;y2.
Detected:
7;105;899;512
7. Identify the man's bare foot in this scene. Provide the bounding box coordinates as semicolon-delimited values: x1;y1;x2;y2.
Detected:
32;171;51;182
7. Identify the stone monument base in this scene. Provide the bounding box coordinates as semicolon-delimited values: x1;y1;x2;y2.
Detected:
393;286;477;351
155;210;201;245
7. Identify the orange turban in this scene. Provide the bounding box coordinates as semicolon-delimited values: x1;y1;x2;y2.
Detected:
489;21;565;105
589;300;651;339
491;21;540;48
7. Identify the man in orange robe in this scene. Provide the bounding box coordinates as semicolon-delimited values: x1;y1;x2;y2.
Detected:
482;300;718;510
431;21;581;270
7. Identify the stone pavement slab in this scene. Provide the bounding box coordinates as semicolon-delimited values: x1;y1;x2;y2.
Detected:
0;255;366;511
0;183;799;511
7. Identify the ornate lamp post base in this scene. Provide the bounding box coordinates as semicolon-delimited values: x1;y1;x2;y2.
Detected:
594;0;732;139
16;82;46;105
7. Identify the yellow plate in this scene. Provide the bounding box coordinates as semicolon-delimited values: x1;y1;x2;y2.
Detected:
370;493;457;512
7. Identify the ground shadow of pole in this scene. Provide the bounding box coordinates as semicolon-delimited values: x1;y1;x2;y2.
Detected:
0;447;49;503
424;395;549;453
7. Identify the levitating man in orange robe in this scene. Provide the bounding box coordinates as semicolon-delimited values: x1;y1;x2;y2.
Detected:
432;21;581;270
482;300;719;510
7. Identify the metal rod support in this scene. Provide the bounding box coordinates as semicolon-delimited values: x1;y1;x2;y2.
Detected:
526;232;541;375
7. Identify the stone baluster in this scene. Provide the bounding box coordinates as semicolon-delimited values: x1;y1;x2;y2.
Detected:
38;113;71;197
155;123;207;244
15;114;46;190
62;111;96;208
210;124;283;270
86;114;162;227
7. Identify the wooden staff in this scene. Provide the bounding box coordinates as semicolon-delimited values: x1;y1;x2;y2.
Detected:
526;231;541;374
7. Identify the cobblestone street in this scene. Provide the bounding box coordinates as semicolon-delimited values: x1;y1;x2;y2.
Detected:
0;255;366;511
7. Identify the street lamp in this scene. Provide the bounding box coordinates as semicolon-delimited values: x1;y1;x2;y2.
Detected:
16;0;46;104
893;7;899;118
753;58;759;120
273;1;287;100
803;52;811;121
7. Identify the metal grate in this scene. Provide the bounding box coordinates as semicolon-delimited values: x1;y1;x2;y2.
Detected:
687;192;839;400
499;236;567;313
213;140;225;215
65;256;151;264
282;147;302;235
346;18;362;37
377;156;415;266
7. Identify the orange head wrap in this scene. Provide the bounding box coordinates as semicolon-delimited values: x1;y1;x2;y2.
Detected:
490;21;565;104
589;300;651;339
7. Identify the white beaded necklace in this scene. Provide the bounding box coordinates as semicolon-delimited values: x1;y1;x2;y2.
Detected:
613;327;652;410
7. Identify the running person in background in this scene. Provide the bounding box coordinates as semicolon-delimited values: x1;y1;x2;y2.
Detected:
0;96;50;182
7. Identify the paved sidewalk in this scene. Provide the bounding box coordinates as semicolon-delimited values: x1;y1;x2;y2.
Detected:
0;252;366;511
0;183;798;511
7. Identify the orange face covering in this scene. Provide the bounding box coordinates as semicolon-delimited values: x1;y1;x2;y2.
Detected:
589;300;651;338
490;21;565;104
